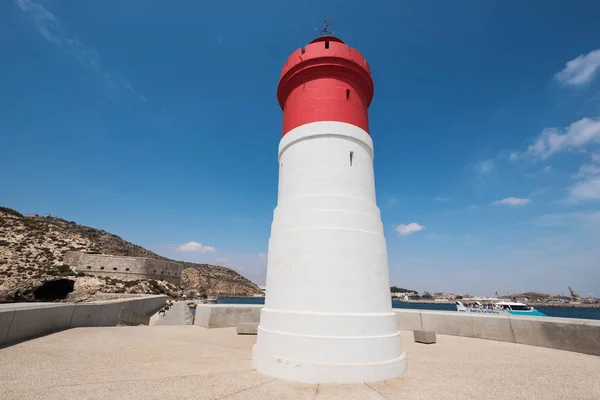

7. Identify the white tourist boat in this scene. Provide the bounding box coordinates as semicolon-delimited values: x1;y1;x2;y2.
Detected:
455;300;546;317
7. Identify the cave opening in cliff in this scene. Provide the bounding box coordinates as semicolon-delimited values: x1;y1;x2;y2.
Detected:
33;279;75;301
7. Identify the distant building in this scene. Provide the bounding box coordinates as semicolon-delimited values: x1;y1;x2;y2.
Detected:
433;293;456;301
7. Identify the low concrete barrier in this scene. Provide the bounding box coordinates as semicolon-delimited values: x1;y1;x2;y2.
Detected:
395;309;423;331
509;316;600;355
194;304;262;328
0;295;167;347
119;309;151;326
188;304;600;356
1;303;76;347
237;322;259;335
399;309;600;356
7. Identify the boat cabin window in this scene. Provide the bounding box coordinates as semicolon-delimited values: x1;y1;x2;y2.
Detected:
510;305;529;311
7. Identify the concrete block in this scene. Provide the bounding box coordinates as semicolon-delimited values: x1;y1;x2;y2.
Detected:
4;304;75;345
393;309;423;331
70;304;102;328
413;330;436;344
237;322;259;335
194;305;263;328
0;309;16;346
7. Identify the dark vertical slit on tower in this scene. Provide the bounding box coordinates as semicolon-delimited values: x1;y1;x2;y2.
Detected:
325;41;329;49
346;89;350;101
349;151;354;166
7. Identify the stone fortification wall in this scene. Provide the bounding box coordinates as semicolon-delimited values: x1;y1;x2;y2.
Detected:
64;251;184;284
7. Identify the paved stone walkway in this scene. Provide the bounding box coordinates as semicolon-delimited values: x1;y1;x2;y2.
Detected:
0;326;598;399
149;301;189;326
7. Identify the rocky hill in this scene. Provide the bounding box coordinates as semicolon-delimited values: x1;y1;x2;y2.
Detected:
0;206;261;302
500;292;570;302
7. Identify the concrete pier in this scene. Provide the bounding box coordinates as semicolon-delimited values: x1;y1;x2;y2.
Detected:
0;326;598;399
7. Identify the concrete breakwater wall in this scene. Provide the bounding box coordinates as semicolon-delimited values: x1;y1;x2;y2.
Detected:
0;295;167;347
193;304;600;356
194;304;262;329
64;251;184;284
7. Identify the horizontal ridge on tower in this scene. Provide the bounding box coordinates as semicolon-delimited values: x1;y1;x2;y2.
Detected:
277;36;374;136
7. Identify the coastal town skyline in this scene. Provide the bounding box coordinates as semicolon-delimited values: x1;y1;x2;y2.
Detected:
2;1;600;295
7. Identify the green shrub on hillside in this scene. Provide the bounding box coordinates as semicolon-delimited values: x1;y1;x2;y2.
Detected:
148;279;164;294
56;264;75;276
0;206;23;218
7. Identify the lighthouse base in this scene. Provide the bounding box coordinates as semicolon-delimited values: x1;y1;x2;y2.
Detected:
252;340;407;384
251;309;408;384
253;347;407;384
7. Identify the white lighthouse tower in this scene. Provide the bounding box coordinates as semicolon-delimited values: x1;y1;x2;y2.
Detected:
252;30;407;383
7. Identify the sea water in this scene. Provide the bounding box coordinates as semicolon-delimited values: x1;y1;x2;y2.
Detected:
216;297;600;321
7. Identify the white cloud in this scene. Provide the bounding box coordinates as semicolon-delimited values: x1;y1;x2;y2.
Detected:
536;211;600;227
15;0;102;71
175;241;216;253
13;0;146;102
258;252;267;263
555;49;600;86
575;164;600;178
492;197;531;206
568;177;600;202
516;118;600;159
525;165;554;178
214;257;234;268
434;197;451;202
476;159;494;176
387;195;398;207
395;223;425;236
509;152;520;161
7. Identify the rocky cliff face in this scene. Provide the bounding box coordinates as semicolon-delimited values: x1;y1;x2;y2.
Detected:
0;206;261;302
180;267;259;297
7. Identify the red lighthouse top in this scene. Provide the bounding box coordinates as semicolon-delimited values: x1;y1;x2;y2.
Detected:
277;35;374;136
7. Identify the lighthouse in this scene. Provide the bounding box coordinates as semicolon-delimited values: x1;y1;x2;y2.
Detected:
252;30;407;383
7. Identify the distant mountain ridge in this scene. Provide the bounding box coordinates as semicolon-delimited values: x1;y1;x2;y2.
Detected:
0;206;260;302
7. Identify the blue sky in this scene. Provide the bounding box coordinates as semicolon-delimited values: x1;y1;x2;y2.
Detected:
2;1;600;297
